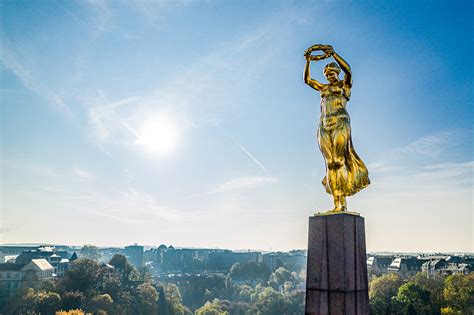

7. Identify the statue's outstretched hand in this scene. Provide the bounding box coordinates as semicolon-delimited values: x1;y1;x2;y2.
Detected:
322;45;334;55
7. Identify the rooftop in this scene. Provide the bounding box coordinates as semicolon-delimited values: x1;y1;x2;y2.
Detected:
30;259;54;271
0;263;24;271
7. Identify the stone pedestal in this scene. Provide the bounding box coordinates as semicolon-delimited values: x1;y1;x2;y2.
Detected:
305;213;369;315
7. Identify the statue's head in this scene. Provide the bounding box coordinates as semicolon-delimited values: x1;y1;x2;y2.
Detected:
324;62;340;83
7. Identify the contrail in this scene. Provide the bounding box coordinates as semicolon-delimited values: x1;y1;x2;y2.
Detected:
121;121;140;140
232;138;268;173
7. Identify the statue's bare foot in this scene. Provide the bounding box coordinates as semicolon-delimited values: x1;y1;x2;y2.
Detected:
329;205;346;212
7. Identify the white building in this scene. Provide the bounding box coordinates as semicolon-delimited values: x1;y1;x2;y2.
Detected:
0;259;54;296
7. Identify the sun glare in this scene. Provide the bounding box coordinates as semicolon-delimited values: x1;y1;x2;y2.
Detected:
136;115;179;156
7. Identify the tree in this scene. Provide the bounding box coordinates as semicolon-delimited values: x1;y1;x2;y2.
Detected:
109;254;139;284
229;262;269;282
195;299;252;315
232;285;255;303
62;259;101;293
163;284;192;315
410;272;445;313
440;306;462;314
90;294;113;314
195;299;229;315
61;291;85;311
443;273;474;313
254;287;292;315
133;283;159;314
267;267;296;291
38;279;60;293
392;282;432;315
180;274;229;310
36;290;62;315
79;245;101;261
369;273;402;315
3;289;62;315
96;266;122;302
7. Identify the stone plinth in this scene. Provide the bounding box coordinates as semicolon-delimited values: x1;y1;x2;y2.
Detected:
305;213;369;315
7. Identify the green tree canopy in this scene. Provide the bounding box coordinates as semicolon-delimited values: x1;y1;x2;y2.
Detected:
267;267;296;291
163;284;192;315
90;293;113;314
63;259;101;293
392;281;432;315
254;287;291;315
410;272;445;313
229;262;269;281
133;283;159;314
443;273;474;313
3;288;62;315
195;299;229;315
369;273;402;315
109;254;139;284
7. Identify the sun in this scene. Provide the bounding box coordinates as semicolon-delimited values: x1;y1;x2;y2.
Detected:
135;114;179;156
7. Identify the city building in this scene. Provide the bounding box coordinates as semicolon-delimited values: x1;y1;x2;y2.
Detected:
208;250;262;270
0;263;23;294
11;245;73;277
124;244;144;268
0;259;54;296
263;251;306;272
367;255;394;276
387;257;424;277
422;258;472;277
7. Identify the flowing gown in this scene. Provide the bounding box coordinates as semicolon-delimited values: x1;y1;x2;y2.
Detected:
317;81;370;196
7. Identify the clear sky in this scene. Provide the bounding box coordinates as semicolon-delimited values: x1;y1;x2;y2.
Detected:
1;0;472;252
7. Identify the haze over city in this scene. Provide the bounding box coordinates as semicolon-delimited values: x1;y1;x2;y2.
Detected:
1;0;472;252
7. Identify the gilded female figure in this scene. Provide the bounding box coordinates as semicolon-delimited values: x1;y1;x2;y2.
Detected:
304;44;370;212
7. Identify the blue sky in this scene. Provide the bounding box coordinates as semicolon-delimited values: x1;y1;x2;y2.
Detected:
1;0;472;252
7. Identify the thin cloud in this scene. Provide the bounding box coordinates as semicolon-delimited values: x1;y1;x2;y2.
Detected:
0;45;70;114
402;129;463;157
72;167;95;181
186;176;278;199
84;0;113;36
67;188;185;223
356;159;473;252
210;176;278;194
368;128;471;172
2;159;62;178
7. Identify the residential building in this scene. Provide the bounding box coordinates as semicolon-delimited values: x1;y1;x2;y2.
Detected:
208;250;261;270
387;257;424;277
367;255;394;276
263;251;306;272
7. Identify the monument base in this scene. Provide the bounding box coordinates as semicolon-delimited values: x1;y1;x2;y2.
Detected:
305;213;369;315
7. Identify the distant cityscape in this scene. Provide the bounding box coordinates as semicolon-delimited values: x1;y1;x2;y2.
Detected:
1;243;472;298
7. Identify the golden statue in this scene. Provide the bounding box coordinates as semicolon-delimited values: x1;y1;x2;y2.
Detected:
304;44;370;212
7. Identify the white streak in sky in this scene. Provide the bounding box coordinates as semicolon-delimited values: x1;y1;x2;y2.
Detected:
120;121;140;140
232;138;268;173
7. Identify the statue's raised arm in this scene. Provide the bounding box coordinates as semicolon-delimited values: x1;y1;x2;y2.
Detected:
303;45;332;91
327;47;352;88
